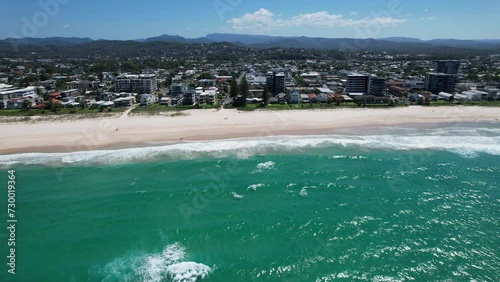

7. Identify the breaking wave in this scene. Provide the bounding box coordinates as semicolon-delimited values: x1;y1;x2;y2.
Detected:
97;243;212;282
256;161;275;171
1;126;499;166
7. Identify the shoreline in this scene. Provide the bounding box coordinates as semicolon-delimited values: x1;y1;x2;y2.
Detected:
1;106;499;155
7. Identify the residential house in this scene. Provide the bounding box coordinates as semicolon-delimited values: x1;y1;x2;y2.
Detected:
60;89;79;98
159;97;171;105
462;89;487;100
170;83;188;96
140;94;158;106
438;92;454;101
277;93;287;104
300;94;310;103
318;93;327;103
289;90;301;104
197;79;215;88
183;91;197;105
307;93;318;103
113;97;136;107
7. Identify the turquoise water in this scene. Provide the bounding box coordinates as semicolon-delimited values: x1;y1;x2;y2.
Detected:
1;124;499;281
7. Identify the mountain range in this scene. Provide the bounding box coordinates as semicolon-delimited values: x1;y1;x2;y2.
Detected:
2;33;500;53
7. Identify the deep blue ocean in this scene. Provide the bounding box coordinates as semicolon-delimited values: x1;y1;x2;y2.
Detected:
0;123;499;281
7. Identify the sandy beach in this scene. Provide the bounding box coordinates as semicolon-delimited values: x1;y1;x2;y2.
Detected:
1;106;499;154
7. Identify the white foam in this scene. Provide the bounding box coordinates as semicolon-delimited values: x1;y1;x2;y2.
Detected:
1;127;499;166
247;183;266;191
231;192;244;199
300;187;309;197
256;161;275;170
100;243;211;282
166;262;212;282
161;243;186;265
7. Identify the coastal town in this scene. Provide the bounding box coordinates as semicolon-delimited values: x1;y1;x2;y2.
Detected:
1;46;500;116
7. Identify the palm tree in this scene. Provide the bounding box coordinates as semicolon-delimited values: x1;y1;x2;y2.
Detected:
262;86;269;106
239;76;249;107
229;78;239;98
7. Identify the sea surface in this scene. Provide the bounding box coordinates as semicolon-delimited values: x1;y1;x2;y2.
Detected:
0;123;499;282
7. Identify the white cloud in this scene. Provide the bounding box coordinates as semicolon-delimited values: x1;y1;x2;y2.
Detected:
227;9;407;32
291;12;406;27
350;12;359;16
419;16;436;20
227;8;287;32
63;24;70;28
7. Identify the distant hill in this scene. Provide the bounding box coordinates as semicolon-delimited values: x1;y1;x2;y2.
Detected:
379;37;500;49
426;39;500;48
142;34;214;44
379;37;424;43
1;34;500;55
205;33;285;45
202;34;500;50
3;37;93;46
144;34;186;43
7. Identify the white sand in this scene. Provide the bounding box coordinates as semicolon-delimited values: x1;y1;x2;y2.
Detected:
1;106;499;154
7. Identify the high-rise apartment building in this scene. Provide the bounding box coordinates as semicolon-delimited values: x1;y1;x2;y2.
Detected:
115;74;157;94
345;74;370;94
368;76;385;96
425;73;457;94
425;60;460;94
266;71;286;95
434;60;460;75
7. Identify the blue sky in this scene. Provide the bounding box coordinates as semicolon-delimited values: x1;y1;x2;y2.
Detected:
1;0;499;40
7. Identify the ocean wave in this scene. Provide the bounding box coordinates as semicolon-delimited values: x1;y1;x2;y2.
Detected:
247;183;266;191
231;192;244;199
299;187;309;197
1;127;499;166
98;243;212;282
256;161;275;171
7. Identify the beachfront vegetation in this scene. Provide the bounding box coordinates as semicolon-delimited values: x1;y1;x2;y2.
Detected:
0;107;124;117
428;100;500;107
131;103;220;115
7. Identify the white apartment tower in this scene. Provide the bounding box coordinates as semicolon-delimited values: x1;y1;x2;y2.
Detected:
115;74;157;94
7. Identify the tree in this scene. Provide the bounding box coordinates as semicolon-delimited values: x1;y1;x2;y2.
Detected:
466;72;478;81
262;86;269;105
22;100;31;111
135;92;142;103
198;72;214;80
39;73;50;81
56;78;68;90
42;64;56;75
218;69;230;76
164;76;172;88
229;78;239;98
50;102;62;112
239;77;249;95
